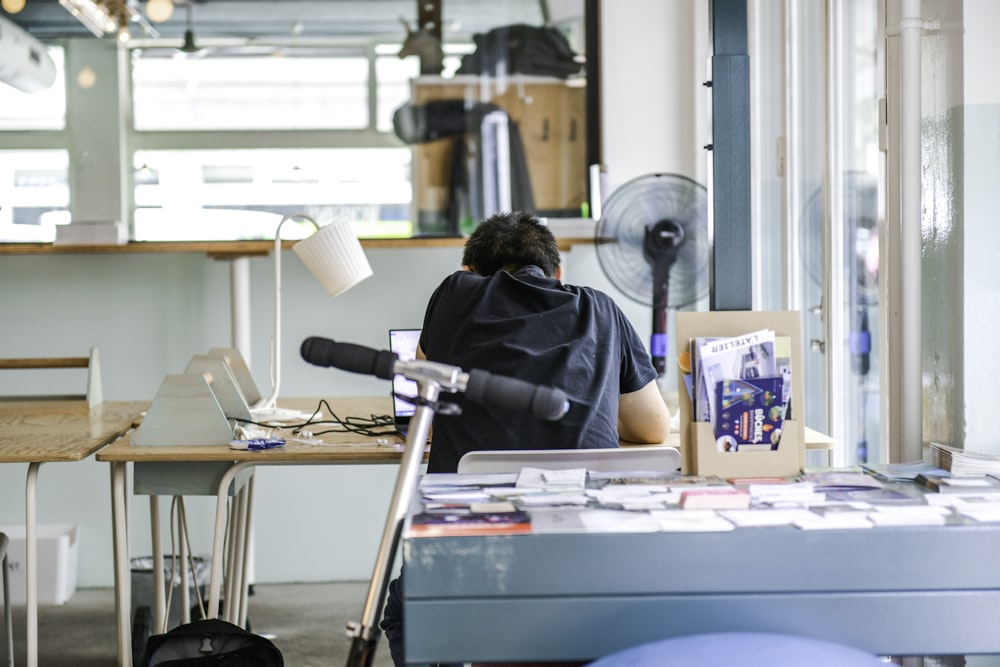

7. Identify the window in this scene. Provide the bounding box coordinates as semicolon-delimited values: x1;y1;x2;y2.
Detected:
0;46;66;131
131;46;371;131
0;150;69;242
132;147;412;241
1;2;588;243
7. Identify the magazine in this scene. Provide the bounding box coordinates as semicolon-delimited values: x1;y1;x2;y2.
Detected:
713;376;784;451
698;329;776;429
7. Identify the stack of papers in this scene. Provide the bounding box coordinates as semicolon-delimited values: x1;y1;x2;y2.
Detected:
930;442;1000;476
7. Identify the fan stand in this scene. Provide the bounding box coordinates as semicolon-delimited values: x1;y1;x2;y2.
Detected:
644;219;685;378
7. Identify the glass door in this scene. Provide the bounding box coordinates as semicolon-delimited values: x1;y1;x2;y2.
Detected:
752;0;881;467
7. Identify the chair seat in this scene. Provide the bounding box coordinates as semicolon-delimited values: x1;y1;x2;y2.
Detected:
586;632;887;667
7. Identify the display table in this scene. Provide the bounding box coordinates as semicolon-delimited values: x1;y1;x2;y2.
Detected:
402;472;1000;664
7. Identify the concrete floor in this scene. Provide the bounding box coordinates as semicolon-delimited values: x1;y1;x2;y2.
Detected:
5;583;992;667
7;581;396;666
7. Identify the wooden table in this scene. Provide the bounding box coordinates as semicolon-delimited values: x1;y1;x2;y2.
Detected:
0;399;146;667
96;396;408;667
96;394;684;666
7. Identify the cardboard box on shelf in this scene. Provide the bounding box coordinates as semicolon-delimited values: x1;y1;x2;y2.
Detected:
409;75;587;230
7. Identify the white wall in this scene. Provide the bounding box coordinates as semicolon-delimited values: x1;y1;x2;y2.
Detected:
600;0;707;192
961;0;1000;451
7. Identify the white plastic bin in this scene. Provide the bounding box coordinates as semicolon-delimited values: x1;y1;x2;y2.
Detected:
0;524;79;605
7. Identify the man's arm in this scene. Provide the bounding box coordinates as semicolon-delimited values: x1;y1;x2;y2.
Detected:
618;379;671;444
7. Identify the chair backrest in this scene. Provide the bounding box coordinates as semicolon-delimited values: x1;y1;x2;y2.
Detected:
457;446;681;474
586;632;887;667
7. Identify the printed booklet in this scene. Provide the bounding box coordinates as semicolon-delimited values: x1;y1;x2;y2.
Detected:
713;376;785;451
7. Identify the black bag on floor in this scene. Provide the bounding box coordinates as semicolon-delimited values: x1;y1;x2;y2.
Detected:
143;618;283;667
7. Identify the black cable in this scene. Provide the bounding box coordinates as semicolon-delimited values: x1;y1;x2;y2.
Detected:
232;399;397;438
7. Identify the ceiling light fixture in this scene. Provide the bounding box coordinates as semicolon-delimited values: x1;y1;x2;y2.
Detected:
145;0;173;22
58;0;115;37
1;0;26;14
58;0;159;40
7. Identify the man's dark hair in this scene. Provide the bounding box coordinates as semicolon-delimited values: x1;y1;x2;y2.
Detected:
462;211;561;277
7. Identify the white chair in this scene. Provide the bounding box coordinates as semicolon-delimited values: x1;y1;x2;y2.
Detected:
585;632;888;667
1;531;13;667
457;446;681;474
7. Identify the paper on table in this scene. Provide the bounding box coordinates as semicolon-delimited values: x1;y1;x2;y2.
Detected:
718;508;816;527
588;486;671;506
420;490;495;503
516;467;587;490
746;481;815;497
517;492;590;507
421;472;518;487
618;495;674;511
794;510;874;530
577;509;662;533
953;500;1000;523
867;505;952;526
649;509;736;532
528;508;661;533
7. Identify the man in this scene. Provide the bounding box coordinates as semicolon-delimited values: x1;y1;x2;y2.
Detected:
381;211;670;667
418;210;669;472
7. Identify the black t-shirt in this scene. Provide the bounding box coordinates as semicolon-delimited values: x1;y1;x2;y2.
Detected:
419;265;658;473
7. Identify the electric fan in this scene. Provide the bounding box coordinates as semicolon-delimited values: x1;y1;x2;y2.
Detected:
595;173;711;377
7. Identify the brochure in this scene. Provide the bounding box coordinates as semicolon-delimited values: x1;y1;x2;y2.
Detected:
698;329;776;428
713;376;784;451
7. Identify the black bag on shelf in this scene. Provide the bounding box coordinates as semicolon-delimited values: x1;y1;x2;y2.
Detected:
143;618;283;667
457;23;582;78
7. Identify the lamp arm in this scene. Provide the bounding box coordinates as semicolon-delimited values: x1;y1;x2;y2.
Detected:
254;213;321;411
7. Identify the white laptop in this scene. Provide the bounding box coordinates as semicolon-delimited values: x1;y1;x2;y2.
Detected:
388;328;421;436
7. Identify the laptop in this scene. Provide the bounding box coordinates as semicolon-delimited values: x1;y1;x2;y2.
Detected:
388;328;422;436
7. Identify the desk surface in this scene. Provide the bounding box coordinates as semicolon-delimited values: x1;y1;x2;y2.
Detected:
96;396;407;463
0;399;146;463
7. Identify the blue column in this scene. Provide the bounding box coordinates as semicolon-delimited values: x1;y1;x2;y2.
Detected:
709;0;752;311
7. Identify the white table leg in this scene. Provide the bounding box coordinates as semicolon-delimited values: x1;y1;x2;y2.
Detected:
224;482;250;623
237;474;256;628
110;461;132;667
222;490;240;622
209;462;256;623
150;496;165;633
24;462;41;667
2;535;12;667
178;499;191;625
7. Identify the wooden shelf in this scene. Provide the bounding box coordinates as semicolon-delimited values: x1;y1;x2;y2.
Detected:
0;235;595;257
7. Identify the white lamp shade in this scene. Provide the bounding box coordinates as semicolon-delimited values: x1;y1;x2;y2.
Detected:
292;220;373;297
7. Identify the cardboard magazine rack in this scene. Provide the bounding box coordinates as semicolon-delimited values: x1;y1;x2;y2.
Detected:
676;310;805;477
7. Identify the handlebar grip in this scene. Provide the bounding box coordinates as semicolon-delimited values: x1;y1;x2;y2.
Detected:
464;368;569;421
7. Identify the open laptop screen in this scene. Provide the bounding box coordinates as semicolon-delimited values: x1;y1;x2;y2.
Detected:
388;328;421;430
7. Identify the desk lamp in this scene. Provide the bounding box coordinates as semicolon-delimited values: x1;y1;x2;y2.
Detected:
251;213;373;422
